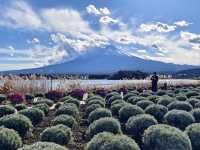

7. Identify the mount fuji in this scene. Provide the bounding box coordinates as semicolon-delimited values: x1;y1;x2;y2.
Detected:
2;45;197;74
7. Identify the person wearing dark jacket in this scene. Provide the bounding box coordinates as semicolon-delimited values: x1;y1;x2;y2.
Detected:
151;72;159;93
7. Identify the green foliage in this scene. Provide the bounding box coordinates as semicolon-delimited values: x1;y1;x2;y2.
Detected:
19;108;44;126
185;123;200;150
164;110;195;130
186;91;199;98
86;104;102;117
105;92;119;101
15;104;27;111
136;100;154;110
87;100;105;107
88;108;112;124
127;97;147;105
0;127;22;150
86;132;140;150
176;95;187;101
111;102;127;116
123;93;138;101
191;108;200;123
106;95;122;107
63;98;80;108
32;103;49;115
156;90;166;96
18;142;68;150
87;117;122;139
145;104;168;123
33;98;54;107
143;124;192;150
40;125;72;145
0;114;33;137
186;98;200;107
0;94;6;103
52;114;77;129
0;105;15;118
167;101;193;112
157;96;175;107
55;105;79;120
87;96;105;103
126;114;157;144
119;104;144;123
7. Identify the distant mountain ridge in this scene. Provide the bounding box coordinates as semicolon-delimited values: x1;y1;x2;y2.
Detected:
2;46;198;74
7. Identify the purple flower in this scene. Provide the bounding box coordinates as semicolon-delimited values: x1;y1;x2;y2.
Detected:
8;92;24;104
45;90;64;101
70;89;85;100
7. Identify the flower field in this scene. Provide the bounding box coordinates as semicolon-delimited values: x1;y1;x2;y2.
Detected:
0;85;200;150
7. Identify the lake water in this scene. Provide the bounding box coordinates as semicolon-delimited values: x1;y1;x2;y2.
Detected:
0;79;199;88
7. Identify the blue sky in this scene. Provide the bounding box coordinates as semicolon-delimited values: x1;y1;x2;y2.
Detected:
0;0;200;71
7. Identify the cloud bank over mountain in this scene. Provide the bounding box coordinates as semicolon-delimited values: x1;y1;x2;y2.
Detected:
0;0;199;71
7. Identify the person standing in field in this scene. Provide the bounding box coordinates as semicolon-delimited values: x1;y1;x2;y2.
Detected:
151;72;159;93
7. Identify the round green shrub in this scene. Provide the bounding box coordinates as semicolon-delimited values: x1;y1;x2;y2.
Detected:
176;95;187;101
143;124;192;150
119;105;144;123
187;98;200;107
87;100;105;107
123;93;137;101
88;108;112;124
0;105;15;118
25;93;34;104
18;142;68;150
87;117;122;138
111;102;127;116
15;104;27;111
0;127;22;150
147;95;160;103
167;101;193;111
136;100;154;110
111;99;125;106
186;91;199;98
126;114;157;143
157;96;175;107
19;108;44;126
40;124;72;145
34;93;44;98
33;98;54;107
87;96;105;103
185;123;200;150
127;97;147;105
0;114;33;137
55;105;79;120
64;98;80;108
32;103;49;115
194;102;200;108
164;110;195;130
86;132;140;150
0;94;6;103
191;108;200;123
86;104;102;117
52;114;77;129
106;95;122;107
156;90;166;96
105;92;119;101
139;92;151;97
145;104;168;123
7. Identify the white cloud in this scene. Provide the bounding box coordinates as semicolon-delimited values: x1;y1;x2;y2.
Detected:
86;4;111;16
0;1;42;29
86;4;101;15
100;7;111;15
27;38;40;44
99;16;118;25
174;20;190;27
139;22;176;33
